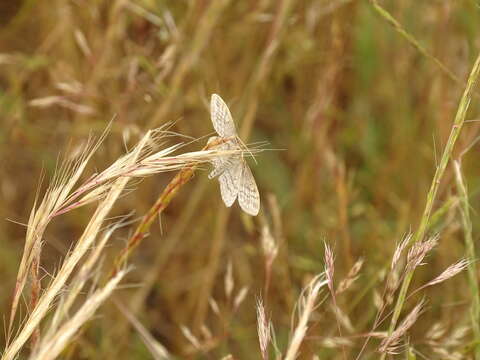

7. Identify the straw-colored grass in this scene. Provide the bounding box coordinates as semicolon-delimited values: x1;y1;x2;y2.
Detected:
2;1;480;359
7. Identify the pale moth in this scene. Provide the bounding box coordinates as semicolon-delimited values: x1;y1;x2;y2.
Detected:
208;94;260;216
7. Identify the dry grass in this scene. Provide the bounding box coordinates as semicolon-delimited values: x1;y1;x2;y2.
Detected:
2;1;480;359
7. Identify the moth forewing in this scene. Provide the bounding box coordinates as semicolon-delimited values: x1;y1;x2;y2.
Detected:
210;94;236;138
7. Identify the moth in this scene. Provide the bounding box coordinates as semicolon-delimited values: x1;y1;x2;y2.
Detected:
208;94;260;216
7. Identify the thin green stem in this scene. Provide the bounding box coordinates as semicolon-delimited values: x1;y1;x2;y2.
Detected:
454;160;480;358
370;0;461;86
382;53;480;359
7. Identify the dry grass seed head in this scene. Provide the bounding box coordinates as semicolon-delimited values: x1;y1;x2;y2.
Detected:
32;269;128;360
329;303;354;333
320;336;354;349
421;259;469;289
373;290;384;310
405;235;439;273
200;325;213;341
261;224;278;263
180;325;201;350
233;287;249;312
424;322;470;358
7;133;105;338
323;243;335;295
431;348;463;360
447;325;470;347
336;257;363;295
425;322;447;343
391;233;412;270
256;298;271;360
44;218;131;340
225;260;234;300
3;131;150;360
284;274;328;360
385;267;401;306
208;297;220;316
378;300;425;354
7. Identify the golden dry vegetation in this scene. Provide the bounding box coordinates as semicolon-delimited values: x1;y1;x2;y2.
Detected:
1;1;480;359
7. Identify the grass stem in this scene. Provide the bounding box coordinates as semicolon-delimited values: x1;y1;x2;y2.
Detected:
111;138;225;276
454;160;480;358
370;0;461;86
383;52;480;359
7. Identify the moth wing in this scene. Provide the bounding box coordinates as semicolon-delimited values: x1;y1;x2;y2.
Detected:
238;161;260;216
210;94;237;138
209;157;233;179
218;161;242;207
208;139;236;179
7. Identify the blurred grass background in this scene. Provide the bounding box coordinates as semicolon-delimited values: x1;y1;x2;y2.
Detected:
1;0;480;358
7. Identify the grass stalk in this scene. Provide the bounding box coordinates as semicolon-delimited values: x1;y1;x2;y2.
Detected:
383;52;480;359
111;164;196;275
284;274;328;360
369;0;461;86
2;132;150;360
454;160;480;358
33;269;128;360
